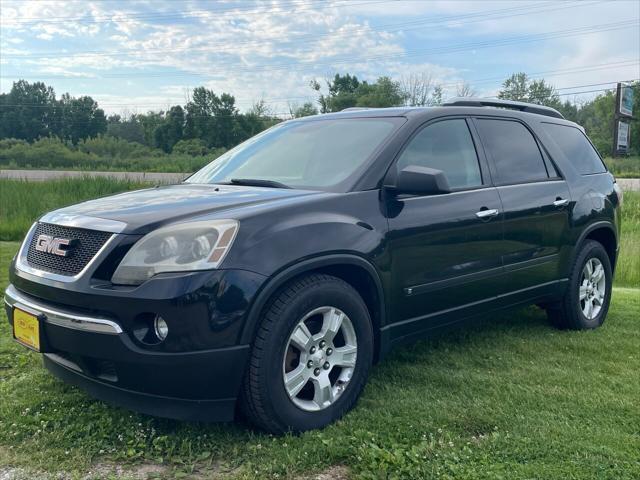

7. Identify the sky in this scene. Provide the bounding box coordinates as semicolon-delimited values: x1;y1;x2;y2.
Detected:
1;0;639;117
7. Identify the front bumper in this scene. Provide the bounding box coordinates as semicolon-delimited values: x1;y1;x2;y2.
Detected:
4;276;259;421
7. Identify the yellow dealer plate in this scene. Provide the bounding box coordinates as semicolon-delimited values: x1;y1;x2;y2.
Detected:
13;308;40;352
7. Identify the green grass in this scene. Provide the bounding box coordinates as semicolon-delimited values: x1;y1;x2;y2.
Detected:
604;156;640;178
0;177;148;241
618;190;640;287
0;241;638;479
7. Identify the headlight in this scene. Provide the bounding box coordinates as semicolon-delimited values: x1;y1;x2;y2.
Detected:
111;220;238;285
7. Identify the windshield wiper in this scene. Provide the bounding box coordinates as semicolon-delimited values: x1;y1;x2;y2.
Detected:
230;178;291;189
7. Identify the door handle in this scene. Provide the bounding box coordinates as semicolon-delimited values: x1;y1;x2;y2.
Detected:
475;208;499;219
553;198;570;207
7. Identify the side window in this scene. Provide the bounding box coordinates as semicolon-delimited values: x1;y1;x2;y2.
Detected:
396;119;482;190
541;123;606;175
476;119;549;185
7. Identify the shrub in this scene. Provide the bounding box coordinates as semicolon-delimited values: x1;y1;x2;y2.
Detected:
0;136;223;172
172;138;209;156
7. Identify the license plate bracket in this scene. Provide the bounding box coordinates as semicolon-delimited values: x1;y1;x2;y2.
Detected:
12;306;44;352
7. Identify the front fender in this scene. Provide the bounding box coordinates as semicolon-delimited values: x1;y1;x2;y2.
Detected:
238;253;386;346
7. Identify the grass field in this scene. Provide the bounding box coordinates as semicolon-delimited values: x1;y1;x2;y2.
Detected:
0;178;639;478
0;177;148;241
605;156;640;178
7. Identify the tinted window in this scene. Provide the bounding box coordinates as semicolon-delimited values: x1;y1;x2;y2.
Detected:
187;118;401;190
396;119;482;189
476;119;548;184
542;123;606;174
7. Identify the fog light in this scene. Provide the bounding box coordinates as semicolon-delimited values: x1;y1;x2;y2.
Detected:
154;316;169;341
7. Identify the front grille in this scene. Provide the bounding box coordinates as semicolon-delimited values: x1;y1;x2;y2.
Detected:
26;222;112;276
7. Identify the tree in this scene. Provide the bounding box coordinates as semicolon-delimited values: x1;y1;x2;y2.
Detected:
0;80;57;141
456;81;476;98
248;100;270;118
312;74;362;113
106;114;146;144
430;85;444;106
289;102;318;118
356;76;406;108
555;100;579;123
498;73;560;107
0;81;107;143
312;74;406;112
154;106;184;152
575;91;616;156
527;79;559;106
137;112;165;147
184;87;239;148
498;72;529;101
400;73;434;107
57;94;107;144
237;100;279;140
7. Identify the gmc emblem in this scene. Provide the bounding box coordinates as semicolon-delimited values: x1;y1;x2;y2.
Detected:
35;235;76;257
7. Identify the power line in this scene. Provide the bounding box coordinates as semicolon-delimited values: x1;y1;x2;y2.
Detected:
4;1;596;60
557;87;618;96
2;79;636;110
2;20;637;80
555;79;639;91
439;60;640;89
1;61;637;109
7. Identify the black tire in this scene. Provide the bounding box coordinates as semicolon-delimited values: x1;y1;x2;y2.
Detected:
546;240;612;330
240;273;373;434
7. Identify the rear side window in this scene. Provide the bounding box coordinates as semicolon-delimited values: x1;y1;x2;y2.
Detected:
476;119;549;185
541;123;606;175
396;119;482;189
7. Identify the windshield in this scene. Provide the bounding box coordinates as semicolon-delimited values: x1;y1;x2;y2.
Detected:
185;117;402;190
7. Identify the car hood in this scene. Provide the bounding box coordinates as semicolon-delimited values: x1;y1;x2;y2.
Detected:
41;183;320;234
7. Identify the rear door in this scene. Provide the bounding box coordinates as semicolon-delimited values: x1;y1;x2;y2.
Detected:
473;117;571;295
386;117;507;340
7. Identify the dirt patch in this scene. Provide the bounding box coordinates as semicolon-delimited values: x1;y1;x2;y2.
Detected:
84;461;168;479
0;462;169;480
300;465;350;480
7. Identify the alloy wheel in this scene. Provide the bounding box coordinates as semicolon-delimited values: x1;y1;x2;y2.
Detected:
579;257;606;320
282;306;358;412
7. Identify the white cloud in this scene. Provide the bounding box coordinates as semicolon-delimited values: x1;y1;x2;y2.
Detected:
1;0;638;111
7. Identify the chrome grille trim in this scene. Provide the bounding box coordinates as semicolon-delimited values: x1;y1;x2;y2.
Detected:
39;212;127;233
15;222;118;284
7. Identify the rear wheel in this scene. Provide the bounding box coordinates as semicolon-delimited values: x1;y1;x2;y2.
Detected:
546;240;612;330
241;274;373;434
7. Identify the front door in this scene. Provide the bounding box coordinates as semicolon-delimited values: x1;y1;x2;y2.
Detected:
386;118;507;342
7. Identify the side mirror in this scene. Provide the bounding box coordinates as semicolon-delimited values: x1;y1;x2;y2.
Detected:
388;166;451;195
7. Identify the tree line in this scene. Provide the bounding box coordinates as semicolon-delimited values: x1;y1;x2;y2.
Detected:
0;74;638;158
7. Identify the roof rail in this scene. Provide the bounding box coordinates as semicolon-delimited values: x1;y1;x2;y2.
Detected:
341;107;374;112
442;97;564;119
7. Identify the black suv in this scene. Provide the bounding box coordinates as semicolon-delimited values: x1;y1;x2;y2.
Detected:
5;98;622;433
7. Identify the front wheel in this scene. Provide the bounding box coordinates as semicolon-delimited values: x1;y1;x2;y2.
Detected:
240;274;373;434
546;240;613;330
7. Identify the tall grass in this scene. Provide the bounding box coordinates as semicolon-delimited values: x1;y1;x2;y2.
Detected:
618;190;640;287
605;156;640;178
0;179;638;287
0;177;148;241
